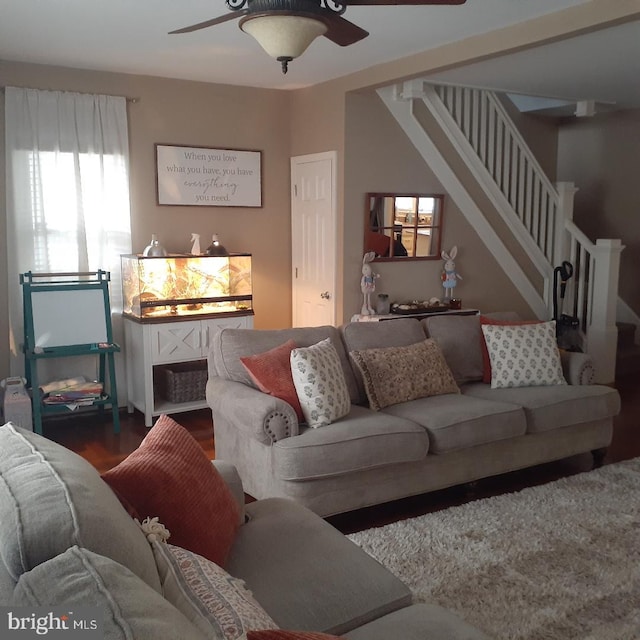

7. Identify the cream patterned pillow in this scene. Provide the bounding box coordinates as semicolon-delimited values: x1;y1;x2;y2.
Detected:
152;541;278;639
290;338;351;428
349;339;460;411
481;320;567;389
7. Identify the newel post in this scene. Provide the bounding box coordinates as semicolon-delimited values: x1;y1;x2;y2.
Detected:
554;182;577;266
588;238;624;384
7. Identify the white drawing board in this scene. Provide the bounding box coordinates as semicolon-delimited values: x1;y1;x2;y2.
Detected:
32;289;108;348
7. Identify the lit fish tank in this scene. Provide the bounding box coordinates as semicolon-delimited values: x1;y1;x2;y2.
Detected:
121;254;252;320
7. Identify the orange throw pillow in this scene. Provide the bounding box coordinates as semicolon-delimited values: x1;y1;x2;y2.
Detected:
479;316;542;384
240;340;304;421
102;414;240;567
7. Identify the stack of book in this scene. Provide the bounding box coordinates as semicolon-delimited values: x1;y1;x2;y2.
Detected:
42;377;104;406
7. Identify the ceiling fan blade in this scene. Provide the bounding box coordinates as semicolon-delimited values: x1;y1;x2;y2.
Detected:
169;11;247;34
344;0;466;5
322;13;369;47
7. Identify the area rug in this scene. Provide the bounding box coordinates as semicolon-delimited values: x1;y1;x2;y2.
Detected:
347;459;640;640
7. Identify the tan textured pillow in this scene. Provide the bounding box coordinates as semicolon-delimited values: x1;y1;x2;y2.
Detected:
350;339;460;411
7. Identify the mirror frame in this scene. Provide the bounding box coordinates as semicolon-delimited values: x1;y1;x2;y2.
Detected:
364;192;445;262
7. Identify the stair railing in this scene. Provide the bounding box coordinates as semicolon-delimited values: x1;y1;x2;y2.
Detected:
415;82;623;382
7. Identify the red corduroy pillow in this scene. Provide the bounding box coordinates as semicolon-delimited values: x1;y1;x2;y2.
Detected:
240;339;304;421
102;414;240;567
480;316;543;384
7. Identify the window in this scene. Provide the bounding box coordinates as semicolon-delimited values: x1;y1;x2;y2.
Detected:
5;87;132;376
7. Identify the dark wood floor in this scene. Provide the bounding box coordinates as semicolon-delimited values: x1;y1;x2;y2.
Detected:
43;374;640;534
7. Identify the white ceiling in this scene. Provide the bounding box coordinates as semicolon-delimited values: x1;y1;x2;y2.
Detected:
1;0;639;110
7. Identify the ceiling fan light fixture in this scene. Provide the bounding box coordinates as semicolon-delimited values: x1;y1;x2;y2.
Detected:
240;14;327;73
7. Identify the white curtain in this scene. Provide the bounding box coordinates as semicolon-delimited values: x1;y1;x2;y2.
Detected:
5;87;132;382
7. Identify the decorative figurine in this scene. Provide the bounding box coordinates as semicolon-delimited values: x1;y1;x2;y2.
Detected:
142;233;167;257
206;233;229;256
190;233;201;255
441;246;462;300
360;251;380;315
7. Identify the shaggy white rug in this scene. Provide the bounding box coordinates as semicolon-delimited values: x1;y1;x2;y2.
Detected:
347;459;640;640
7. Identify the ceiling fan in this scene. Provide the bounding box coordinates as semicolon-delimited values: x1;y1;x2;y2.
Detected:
170;0;467;74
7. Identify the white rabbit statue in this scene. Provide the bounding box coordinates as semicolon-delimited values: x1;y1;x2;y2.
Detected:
441;246;462;300
360;251;380;315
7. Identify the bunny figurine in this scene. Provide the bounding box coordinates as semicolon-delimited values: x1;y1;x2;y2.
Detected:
441;246;462;300
360;251;380;315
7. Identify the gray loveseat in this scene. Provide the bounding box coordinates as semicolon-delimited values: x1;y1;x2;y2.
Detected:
206;314;620;517
0;422;491;640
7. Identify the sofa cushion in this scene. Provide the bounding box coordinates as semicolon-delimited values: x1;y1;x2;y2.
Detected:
482;321;566;389
151;541;278;639
462;382;621;434
272;405;429;480
227;497;412;635
344;603;493;640
210;326;360;404
341;318;428;403
241;339;304;421
13;546;206;640
382;394;526;454
290;338;352;428
0;423;160;597
423;314;484;383
350;339;459;410
102;415;240;568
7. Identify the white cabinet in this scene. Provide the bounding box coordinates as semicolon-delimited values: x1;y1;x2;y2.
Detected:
124;314;253;427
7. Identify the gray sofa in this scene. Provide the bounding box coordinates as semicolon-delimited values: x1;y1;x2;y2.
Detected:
0;421;491;639
206;314;621;517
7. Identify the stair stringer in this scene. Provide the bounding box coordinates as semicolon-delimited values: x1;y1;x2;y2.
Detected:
422;84;555;310
377;84;548;319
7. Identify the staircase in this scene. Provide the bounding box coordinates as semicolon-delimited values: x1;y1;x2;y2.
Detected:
377;81;624;383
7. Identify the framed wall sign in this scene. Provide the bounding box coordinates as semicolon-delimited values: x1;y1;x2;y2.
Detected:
155;144;262;207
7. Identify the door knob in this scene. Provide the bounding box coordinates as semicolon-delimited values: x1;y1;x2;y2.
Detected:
320;291;331;300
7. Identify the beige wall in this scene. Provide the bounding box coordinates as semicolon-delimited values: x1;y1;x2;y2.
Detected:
0;61;293;380
557;108;640;316
2;2;639;380
343;90;534;320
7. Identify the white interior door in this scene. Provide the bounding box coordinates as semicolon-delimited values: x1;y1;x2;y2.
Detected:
291;151;337;327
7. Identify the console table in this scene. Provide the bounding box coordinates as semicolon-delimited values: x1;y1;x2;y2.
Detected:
123;312;253;427
351;308;479;322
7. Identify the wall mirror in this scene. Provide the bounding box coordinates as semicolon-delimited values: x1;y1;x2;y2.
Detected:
364;193;444;261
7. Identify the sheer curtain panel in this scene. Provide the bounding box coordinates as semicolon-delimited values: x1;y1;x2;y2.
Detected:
5;87;132;381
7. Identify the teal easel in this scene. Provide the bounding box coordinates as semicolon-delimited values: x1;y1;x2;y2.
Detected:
20;270;120;435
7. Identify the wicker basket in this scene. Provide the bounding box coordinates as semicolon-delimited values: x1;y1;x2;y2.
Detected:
157;360;207;404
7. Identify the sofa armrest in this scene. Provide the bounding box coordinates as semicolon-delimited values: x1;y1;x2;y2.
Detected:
207;376;300;444
211;460;246;526
560;350;595;385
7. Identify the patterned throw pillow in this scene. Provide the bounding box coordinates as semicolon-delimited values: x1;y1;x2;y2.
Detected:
479;316;542;383
481;321;567;389
240;339;304;420
290;338;351;428
350;339;460;411
102;414;240;568
152;541;278;640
